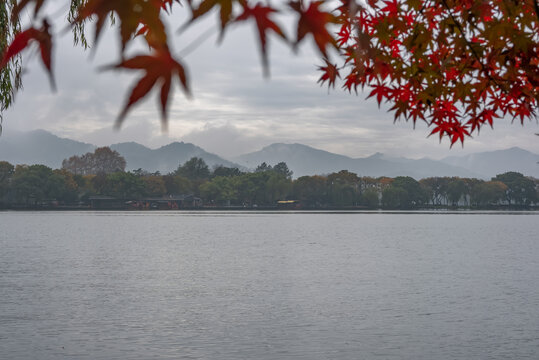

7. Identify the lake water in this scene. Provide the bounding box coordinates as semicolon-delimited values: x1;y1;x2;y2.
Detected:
1;211;538;359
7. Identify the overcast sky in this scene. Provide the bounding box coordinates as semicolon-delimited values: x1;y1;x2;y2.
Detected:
2;3;538;160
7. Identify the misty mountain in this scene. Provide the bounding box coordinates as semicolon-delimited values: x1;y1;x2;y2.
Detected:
441;147;539;179
233;143;494;179
0;129;95;169
110;141;239;173
234;143;358;175
1;130;537;179
0;130;238;173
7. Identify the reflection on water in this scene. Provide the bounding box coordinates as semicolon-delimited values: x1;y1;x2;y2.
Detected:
1;211;538;359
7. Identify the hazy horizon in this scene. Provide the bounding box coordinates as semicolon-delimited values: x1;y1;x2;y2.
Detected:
3;128;539;162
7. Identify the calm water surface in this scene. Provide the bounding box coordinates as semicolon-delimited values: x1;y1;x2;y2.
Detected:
1;211;538;359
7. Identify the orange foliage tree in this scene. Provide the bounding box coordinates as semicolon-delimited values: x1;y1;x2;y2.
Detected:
1;0;539;144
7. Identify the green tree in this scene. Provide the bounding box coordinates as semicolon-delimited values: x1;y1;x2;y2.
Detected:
272;162;293;179
212;165;243;178
175;157;210;180
382;176;427;209
132;168;149;177
493;172;538;205
266;172;292;203
462;177;482;206
10;164;73;204
200;176;238;206
49;169;79;203
162;174;192;195
327;170;360;206
360;188;379;208
101;172;145;199
143;175;166;197
419;177;451;206
12;164;50;204
90;173;107;196
359;176;379;193
471;180;508;206
75;174;96;202
0;160;14;199
255;162;273;173
446;177;467;206
292;175;328;208
381;186;409;209
234;172;273;206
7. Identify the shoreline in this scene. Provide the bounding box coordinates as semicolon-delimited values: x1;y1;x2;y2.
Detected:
1;206;538;213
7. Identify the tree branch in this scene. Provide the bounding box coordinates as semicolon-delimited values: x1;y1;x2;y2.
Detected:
439;0;506;93
534;0;539;25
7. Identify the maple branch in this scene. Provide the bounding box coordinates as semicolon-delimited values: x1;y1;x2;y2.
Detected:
534;0;539;25
440;1;482;64
177;26;216;58
439;0;506;94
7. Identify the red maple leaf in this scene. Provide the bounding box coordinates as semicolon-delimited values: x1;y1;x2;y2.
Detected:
76;0;166;51
390;39;402;58
512;102;532;124
336;25;351;47
0;19;54;89
289;0;338;57
445;67;460;81
189;0;243;36
367;83;391;106
317;59;340;88
106;48;190;128
380;0;399;15
236;3;287;76
467;108;498;133
409;102;425;124
429;120;470;147
480;109;496;128
449;123;470;147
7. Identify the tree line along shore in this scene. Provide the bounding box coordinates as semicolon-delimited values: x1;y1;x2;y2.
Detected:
1;147;538;210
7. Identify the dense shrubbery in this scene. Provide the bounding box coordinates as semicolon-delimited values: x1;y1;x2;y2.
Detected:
0;156;538;209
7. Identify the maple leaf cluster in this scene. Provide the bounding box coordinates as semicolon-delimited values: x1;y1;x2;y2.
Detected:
321;0;539;146
1;0;539;145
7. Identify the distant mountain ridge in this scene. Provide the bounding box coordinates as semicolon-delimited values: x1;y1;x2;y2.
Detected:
0;130;238;173
441;147;539;179
0;130;537;179
233;143;539;179
0;129;95;169
233;143;486;179
110;141;239;173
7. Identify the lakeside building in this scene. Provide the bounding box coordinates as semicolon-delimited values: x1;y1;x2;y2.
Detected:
89;194;202;210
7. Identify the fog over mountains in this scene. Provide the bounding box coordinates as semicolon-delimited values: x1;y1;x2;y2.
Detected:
109;142;238;174
442;147;539;179
1;130;538;179
236;143;539;179
233;143;486;179
0;130;95;168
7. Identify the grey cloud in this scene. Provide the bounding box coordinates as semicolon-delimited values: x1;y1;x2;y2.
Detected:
181;123;273;158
